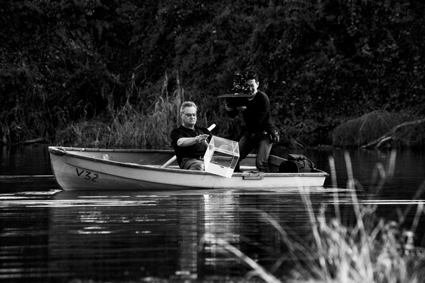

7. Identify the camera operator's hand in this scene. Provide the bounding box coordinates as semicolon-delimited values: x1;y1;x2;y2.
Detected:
225;103;234;111
269;129;280;143
236;106;247;111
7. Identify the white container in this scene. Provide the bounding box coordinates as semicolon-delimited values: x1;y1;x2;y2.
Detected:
203;136;239;178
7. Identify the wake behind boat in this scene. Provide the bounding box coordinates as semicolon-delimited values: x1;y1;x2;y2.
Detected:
48;146;328;191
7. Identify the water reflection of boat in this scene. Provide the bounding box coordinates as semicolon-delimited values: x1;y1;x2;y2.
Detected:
48;146;328;191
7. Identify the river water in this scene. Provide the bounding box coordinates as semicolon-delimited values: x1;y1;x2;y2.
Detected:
1;145;425;282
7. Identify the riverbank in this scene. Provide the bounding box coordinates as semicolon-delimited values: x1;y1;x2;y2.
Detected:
3;108;423;150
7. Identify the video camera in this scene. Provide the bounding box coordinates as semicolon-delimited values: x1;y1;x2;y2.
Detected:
218;72;251;107
229;72;250;95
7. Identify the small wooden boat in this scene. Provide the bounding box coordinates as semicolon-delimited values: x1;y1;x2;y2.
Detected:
48;146;329;191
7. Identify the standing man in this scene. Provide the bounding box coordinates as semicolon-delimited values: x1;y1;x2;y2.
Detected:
171;101;212;170
225;70;279;172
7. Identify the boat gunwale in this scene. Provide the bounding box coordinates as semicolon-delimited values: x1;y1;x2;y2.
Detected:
49;146;173;154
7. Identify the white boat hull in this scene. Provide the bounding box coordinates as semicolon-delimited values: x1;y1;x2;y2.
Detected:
48;147;328;191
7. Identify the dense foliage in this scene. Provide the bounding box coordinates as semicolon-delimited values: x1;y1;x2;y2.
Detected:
1;0;424;147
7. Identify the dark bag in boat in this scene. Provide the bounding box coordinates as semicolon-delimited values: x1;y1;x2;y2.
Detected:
278;154;314;173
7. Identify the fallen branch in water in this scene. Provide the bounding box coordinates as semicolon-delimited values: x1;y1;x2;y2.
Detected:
362;118;425;149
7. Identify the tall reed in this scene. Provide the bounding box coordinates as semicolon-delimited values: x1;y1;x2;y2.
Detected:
203;150;425;282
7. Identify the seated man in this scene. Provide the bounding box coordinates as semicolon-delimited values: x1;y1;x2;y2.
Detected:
170;101;212;170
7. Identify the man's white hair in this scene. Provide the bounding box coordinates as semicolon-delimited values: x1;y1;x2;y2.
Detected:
180;101;197;113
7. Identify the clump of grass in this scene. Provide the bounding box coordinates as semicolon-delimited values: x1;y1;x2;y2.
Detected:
55;99;179;148
332;110;412;148
203;150;425;282
54;120;105;147
107;98;175;148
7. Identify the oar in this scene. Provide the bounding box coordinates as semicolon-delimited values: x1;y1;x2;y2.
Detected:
161;123;216;168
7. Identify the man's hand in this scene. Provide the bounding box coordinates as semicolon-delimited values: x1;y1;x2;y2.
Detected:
269;129;280;143
196;134;209;143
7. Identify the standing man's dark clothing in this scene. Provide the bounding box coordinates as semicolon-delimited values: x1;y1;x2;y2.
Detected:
225;71;279;172
226;90;274;133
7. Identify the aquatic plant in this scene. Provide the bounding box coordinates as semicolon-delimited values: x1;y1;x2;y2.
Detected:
203;150;425;282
